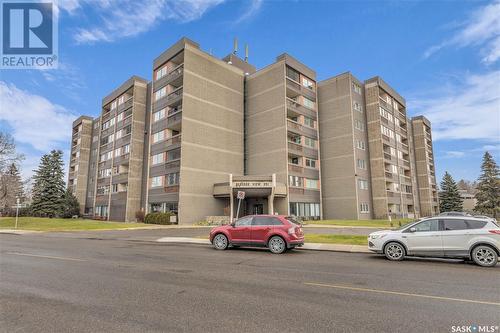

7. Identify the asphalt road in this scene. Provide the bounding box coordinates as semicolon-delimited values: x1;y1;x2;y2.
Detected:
1;233;499;333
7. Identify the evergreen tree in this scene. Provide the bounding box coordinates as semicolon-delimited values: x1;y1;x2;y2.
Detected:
474;152;500;218
0;163;24;210
61;188;80;218
439;171;463;212
31;150;66;217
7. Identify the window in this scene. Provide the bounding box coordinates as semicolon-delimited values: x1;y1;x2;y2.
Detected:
112;184;118;193
289;175;302;187
302;77;315;90
289;202;320;218
352;82;362;94
303;97;315;109
353;101;363;112
152;153;164;165
379;107;393;122
443;219;468;231
117;113;123;122
289;135;301;144
358;179;368;190
114;148;120;157
93;135;98;143
153;108;166;122
289;157;299;165
411;219;439;232
152;130;165;143
357;159;366;169
235;216;253;227
123;144;129;154
304;137;316;148
167;172;179;186
304;178;318;189
253;217;282;226
305;158;316;168
354;119;365;131
381;125;394;138
156;65;168;80
167;148;181;161
154;87;167;101
466;220;488;229
118;95;125;105
356;140;366;150
303;116;314;128
286;66;300;81
360;203;369;213
151;176;163;187
111;101;117;110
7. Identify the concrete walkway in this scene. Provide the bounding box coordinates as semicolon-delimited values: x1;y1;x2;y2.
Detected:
156;236;371;253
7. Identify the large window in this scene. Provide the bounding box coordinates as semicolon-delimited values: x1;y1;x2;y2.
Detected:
154;87;167;101
303;116;315;128
303;97;315;109
289;175;302;187
151;176;163;187
289;202;320;219
304;137;316;148
305;158;316;168
167;172;180;186
153;108;166;122
152;130;165;143
304;178;319;189
358;179;369;190
152;153;164;165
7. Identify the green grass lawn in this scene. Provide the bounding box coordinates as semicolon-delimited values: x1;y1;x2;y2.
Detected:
305;234;368;245
0;217;152;231
305;218;414;228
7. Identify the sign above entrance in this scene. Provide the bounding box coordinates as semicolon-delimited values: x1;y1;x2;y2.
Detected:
237;191;245;199
233;181;272;188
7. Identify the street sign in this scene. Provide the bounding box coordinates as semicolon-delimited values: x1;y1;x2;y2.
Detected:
237;191;245;199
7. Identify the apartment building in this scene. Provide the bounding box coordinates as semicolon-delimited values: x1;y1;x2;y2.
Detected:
69;37;437;223
411;116;439;216
88;76;148;221
318;74;423;219
245;54;322;219
68;116;93;214
147;38;246;224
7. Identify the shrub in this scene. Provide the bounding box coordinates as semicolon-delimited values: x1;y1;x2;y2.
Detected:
135;210;145;222
144;212;174;225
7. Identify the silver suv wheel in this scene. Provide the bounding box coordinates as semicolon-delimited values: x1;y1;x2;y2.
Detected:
384;242;405;261
472;245;498;267
268;236;286;254
213;234;228;250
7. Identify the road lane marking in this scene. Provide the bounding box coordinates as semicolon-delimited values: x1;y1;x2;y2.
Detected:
304;282;500;306
5;252;87;262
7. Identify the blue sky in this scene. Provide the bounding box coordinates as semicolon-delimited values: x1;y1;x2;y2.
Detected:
1;0;499;184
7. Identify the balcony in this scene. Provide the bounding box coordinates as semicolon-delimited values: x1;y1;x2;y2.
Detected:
113;153;130;165
117;97;133;113
286;98;317;119
155;64;184;90
379;97;392;111
163;185;180;193
287;142;318;159
286;77;316;101
286;119;318;139
154;87;183;112
288;163;320;179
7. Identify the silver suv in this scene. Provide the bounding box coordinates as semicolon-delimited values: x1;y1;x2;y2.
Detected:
368;216;500;267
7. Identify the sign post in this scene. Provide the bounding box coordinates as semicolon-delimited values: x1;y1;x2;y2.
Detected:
236;191;245;220
15;197;20;229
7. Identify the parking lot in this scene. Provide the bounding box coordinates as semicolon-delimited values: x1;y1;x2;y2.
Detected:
1;231;499;332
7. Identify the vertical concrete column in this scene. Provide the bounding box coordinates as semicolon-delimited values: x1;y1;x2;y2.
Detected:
229;174;234;223
268;173;276;215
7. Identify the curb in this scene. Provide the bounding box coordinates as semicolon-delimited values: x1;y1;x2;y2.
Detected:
303;225;384;230
155;237;371;254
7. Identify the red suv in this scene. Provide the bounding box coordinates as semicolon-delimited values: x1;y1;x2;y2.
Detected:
209;215;304;254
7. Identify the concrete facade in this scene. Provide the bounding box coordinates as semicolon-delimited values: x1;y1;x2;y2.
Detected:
69;37;437;223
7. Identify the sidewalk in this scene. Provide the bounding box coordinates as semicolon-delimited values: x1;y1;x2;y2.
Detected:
156;237;371;253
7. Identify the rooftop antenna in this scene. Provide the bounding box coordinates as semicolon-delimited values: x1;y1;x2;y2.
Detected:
233;37;238;55
245;44;249;62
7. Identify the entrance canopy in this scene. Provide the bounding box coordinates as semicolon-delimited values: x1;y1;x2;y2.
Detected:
213;174;287;221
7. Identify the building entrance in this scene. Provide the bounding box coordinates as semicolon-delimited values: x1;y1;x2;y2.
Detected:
252;203;264;215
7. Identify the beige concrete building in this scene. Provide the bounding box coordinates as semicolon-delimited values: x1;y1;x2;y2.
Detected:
411;115;439;216
69;37;437;223
68;116;93;214
318;74;427;219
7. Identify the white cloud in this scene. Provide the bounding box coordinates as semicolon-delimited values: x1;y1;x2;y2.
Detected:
445;151;466;158
424;0;500;64
65;0;225;44
234;0;263;24
0;82;76;152
408;70;500;141
40;62;86;101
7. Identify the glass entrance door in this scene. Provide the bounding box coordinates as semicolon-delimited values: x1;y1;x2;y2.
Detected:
253;204;264;215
